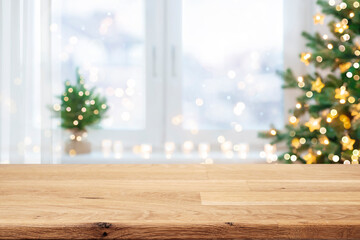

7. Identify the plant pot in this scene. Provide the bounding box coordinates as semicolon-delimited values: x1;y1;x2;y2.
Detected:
64;129;91;155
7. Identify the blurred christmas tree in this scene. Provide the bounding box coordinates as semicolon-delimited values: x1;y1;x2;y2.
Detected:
53;68;108;132
260;0;360;164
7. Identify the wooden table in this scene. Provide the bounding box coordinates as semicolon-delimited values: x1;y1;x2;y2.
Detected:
0;164;360;239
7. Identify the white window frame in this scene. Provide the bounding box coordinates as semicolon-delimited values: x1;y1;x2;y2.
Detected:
41;0;316;156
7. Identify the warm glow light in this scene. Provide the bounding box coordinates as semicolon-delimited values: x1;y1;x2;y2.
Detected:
195;98;204;106
217;135;225;143
53;104;61;111
183;141;194;153
164;142;176;154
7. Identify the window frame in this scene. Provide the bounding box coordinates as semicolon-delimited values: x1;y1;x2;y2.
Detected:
42;0;316;155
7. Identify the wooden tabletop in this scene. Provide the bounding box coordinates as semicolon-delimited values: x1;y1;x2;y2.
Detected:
0;164;360;240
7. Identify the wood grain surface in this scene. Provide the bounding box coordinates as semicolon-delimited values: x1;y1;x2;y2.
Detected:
0;164;359;239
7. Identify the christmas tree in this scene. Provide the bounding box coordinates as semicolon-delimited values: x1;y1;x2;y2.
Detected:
53;69;108;132
260;0;360;164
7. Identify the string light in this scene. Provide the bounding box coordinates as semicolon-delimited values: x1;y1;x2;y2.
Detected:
319;127;327;134
53;104;61;111
341;34;350;42
183;141;194;153
140;144;152;159
171;115;183;125
233;102;246;116
270;129;277;136
198;143;210;158
69;149;76;156
340;2;347;9
217;136;225;143
313;13;325;24
73;120;78;126
234;124;243;132
195;98;204;106
348;96;355;103
289;116;298;125
316;56;323;62
330;109;338;116
113;141;123;159
101;140;112;156
221;141;233;153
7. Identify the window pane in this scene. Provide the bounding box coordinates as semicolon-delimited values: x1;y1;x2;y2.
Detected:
182;0;283;130
52;0;145;130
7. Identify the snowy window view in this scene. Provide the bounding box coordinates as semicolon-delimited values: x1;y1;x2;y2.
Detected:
182;0;284;130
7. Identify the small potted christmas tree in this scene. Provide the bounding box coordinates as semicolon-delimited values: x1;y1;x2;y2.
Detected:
53;69;108;155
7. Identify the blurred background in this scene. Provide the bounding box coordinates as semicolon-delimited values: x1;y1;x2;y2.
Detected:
0;0;319;164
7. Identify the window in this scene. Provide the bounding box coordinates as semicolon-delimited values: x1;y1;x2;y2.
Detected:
165;0;284;148
1;0;315;163
181;0;283;130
